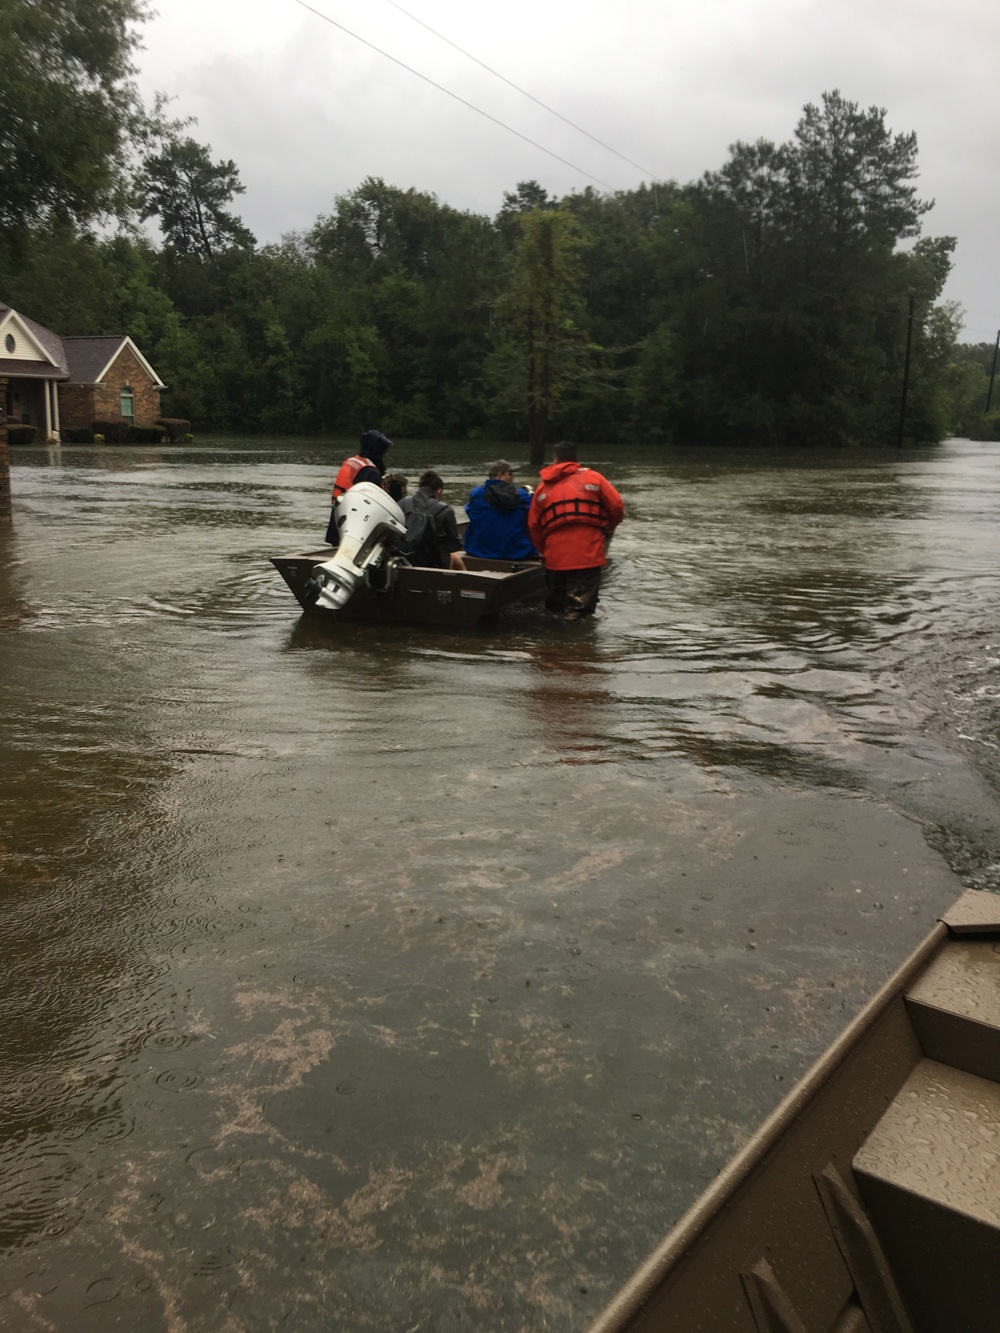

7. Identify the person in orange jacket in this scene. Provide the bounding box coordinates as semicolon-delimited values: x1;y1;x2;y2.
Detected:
325;429;393;543
527;441;624;621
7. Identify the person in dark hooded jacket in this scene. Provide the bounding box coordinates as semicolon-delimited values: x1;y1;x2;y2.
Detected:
464;460;537;561
324;429;393;544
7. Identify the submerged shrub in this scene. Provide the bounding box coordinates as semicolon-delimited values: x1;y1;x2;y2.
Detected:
91;417;131;443
157;417;191;442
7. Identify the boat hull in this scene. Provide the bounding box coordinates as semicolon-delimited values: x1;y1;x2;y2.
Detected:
270;549;546;627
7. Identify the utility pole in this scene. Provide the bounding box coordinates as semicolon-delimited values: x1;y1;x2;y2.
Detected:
0;378;10;519
985;330;1000;416
897;293;915;449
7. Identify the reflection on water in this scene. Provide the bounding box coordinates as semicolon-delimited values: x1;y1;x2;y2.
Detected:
2;439;1000;1329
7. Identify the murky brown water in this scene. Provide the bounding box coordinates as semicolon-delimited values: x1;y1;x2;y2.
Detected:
2;438;999;1330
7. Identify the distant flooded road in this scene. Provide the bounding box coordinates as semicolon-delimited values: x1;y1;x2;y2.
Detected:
2;438;999;1330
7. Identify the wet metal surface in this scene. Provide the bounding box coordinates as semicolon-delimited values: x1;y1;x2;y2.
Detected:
2;439;1000;1329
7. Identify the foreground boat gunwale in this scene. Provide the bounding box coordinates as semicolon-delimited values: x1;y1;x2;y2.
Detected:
588;888;1000;1333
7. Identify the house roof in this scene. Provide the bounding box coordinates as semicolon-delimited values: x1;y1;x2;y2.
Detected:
0;302;165;388
62;335;166;389
0;302;70;380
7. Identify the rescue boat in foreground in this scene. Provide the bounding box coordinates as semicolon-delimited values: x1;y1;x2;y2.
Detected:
589;888;1000;1333
271;481;544;626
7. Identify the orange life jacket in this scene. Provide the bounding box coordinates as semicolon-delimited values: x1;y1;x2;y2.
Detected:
527;461;624;570
533;472;612;535
331;455;377;501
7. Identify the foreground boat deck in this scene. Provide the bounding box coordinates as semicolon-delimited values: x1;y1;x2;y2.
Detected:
589;889;1000;1333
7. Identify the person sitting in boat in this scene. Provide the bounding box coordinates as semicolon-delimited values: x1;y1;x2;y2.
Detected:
400;470;466;571
384;472;408;503
464;459;537;561
325;429;393;543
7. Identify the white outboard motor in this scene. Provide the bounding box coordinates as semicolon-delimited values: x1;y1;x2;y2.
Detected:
306;482;408;612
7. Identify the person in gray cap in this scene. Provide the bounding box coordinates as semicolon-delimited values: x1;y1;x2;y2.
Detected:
464;459;537;561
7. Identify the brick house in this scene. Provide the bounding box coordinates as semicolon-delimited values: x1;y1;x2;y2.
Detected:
60;337;165;432
0;301;165;439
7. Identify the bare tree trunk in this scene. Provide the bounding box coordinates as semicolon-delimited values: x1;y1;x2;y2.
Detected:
193;194;214;261
528;399;548;467
527;314;545;466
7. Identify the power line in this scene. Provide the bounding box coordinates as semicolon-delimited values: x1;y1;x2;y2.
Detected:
379;0;659;179
290;0;616;190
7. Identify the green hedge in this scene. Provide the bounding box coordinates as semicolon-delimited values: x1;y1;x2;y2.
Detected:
156;417;191;442
91;417;131;443
8;425;38;444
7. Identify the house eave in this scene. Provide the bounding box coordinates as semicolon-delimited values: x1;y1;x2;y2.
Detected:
0;361;69;381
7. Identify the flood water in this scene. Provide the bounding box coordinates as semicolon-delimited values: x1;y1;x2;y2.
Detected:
2;437;999;1331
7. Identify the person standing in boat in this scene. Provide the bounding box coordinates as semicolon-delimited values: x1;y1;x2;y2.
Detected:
464;459;537;561
400;470;466;571
325;429;393;544
527;441;624;622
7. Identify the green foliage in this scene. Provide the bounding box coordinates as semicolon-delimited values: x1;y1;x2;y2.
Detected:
946;342;1000;439
141;135;255;258
488;209;594;458
91;417;130;442
156;418;191;442
0;0;146;238
303;179;501;435
0;222;111;331
787;91;931;247
1;86;964;448
633;91;954;446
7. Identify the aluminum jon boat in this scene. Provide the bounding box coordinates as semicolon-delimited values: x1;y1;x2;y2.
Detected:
270;548;546;627
588;888;1000;1333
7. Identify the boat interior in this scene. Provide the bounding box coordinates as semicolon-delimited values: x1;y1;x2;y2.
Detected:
588;888;1000;1333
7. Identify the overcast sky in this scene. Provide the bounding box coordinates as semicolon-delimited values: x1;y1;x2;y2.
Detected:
135;0;999;341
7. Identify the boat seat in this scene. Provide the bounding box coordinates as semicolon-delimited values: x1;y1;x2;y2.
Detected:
853;1059;1000;1333
904;934;1000;1083
852;917;1000;1333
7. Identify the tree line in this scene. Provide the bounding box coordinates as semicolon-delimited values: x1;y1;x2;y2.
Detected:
2;2;995;451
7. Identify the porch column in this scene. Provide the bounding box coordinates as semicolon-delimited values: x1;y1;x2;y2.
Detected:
0;376;10;519
52;380;61;438
44;378;52;441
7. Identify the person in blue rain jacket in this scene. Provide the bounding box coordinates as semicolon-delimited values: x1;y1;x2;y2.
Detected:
464;460;537;561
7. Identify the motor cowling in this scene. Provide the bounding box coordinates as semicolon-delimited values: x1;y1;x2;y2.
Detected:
307;482;407;611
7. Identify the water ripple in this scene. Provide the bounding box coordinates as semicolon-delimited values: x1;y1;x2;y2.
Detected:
155;1068;204;1092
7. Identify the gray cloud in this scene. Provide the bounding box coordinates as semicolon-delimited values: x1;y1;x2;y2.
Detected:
137;0;1000;337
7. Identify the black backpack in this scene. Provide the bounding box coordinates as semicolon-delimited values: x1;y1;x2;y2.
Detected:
401;490;448;568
